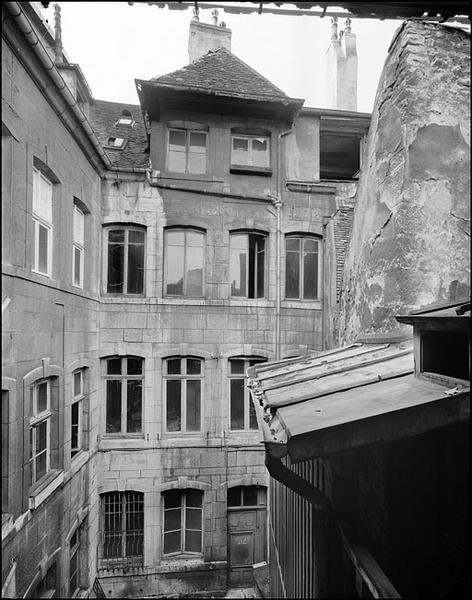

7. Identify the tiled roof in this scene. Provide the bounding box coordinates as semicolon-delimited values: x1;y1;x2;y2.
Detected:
152;47;292;103
89;99;148;169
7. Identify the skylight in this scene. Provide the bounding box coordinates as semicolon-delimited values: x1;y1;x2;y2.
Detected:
116;109;135;127
107;137;126;149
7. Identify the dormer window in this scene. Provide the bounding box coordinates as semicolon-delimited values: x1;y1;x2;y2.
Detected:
232;135;269;168
106;137;126;149
116;109;135;128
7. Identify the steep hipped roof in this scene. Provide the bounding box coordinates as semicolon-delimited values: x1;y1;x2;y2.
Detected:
152;47;292;103
89;100;148;169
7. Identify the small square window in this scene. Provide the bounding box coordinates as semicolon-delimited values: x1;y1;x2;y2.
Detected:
106;137;126;149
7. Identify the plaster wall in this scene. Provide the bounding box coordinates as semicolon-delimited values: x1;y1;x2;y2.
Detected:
338;22;470;343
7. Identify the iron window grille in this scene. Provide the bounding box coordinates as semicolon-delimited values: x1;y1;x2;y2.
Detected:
164;228;205;297
229;358;266;431
100;491;144;568
164;357;202;434
167;128;207;174
104;357;143;435
230;232;267;298
285;235;321;300
105;226;145;295
163;489;203;556
32;167;53;277
30;379;52;484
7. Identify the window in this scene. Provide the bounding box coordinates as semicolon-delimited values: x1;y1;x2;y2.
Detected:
164;228;204;297
72;205;84;288
285;235;321;300
104;357;143;435
421;330;469;380
69;526;81;596
231;135;269;168
32;167;53;276
106;137;126;149
163;489;203;555
230;232;267;298
71;370;85;458
30;380;52;484
229;358;266;431
2;391;8;513
106;226;145;294
116;109;135;128
167;128;207;174
164;357;202;434
227;485;265;507
32;562;57;599
101;491;144;566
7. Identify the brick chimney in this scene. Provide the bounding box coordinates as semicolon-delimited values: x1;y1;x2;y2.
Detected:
325;17;358;111
188;8;231;63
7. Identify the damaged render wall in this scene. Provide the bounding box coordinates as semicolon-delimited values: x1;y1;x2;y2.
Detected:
338;21;470;343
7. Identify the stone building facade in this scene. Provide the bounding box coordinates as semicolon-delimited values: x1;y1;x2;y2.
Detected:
2;3;368;597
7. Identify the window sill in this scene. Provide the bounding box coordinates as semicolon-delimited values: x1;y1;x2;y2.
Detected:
230;165;272;176
281;299;322;310
160;172;215;182
31;268;51;279
99;437;148;451
228;298;273;308
29;470;64;510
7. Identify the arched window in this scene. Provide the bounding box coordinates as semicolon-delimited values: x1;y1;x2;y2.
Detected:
163;357;202;433
285;234;321;300
230;231;267;299
164;228;205;297
100;491;144;566
162;489;203;555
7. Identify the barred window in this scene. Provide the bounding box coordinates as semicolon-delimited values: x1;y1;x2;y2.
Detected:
100;491;144;567
163;489;203;555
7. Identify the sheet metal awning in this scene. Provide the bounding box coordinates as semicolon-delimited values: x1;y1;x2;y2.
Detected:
248;341;470;462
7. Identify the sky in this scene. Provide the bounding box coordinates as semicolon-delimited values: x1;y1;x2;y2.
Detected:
36;2;404;113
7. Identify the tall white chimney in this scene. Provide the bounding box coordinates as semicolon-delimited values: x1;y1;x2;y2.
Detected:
325;17;358;111
188;8;232;63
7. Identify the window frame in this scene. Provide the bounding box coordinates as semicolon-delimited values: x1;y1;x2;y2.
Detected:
162;489;203;557
72;205;85;289
30;379;52;485
32;167;53;278
104;225;146;296
229;358;266;431
285;234;322;301
103;356;144;436
100;491;144;567
229;231;268;299
163;228;205;298
71;370;84;459
69;526;81;597
231;134;270;168
166;128;208;174
163;357;203;435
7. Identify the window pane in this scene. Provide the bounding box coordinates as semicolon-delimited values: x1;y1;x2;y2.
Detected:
249;398;258;430
185;507;202;530
36;421;48;452
286;251;300;298
126;380;142;433
187;152;206;174
256;237;265;298
107;240;124;294
186;490;203;508
186;245;203;296
164;530;181;554
129;229;144;244
127;357;142;375
252;138;269;167
73;208;84;244
168;151;186;172
230;235;247;297
166;380;181;432
185;529;201;553
232;137;249;165
169;129;186;149
71;401;79;450
108;230;125;243
164;508;181;532
73;246;82;286
106;380;122;433
165;243;184;295
286;237;300;252
227;487;241;507
187;231;204;247
38;223;49;273
186;380;201;432
107;358;122;375
186;358;201;375
167;358;181;375
127;241;144;294
230;379;245;430
230;360;244;374
243;486;258;506
164;489;181;509
74;371;82;397
37;381;48;413
303;249;318;299
189;132;206;151
36;448;47;481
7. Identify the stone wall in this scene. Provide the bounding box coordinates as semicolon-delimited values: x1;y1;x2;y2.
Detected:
338;22;470;343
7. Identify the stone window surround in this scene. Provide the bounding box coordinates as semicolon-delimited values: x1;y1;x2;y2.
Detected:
163;226;206;299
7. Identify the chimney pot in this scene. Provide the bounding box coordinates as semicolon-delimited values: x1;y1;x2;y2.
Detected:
212;8;218;26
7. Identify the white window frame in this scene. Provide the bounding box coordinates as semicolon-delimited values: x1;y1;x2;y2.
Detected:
30;379;52;484
72;205;85;289
164;228;205;298
166;128;207;174
106;137;126;149
103;357;144;436
229;358;266;431
71;370;84;458
163;357;203;434
32;167;53;277
229;232;267;299
162;489;203;556
104;226;146;295
285;235;322;301
231;134;270;168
